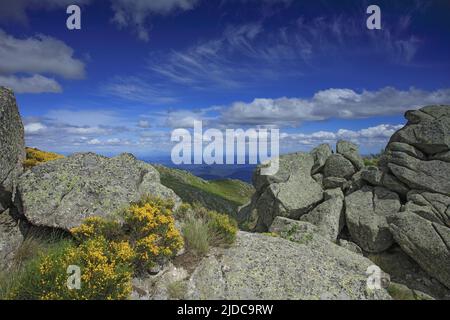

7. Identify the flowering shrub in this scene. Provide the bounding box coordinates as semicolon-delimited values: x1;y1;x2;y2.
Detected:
206;210;238;246
72;196;184;272
23;147;64;170
71;216;123;243
124;202;184;270
8;238;133;300
7;196;183;300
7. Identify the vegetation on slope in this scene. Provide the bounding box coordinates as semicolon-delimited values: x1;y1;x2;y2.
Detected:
177;203;238;256
155;165;254;218
362;150;384;167
23;147;64;170
0;197;239;300
1;196;184;300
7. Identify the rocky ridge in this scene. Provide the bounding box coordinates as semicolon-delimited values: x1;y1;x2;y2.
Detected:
0;86;448;299
238;104;450;295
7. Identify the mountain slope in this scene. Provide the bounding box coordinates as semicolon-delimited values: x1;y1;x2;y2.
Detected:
154;165;254;217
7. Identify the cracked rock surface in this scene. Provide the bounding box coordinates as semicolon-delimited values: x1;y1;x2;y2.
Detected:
16;152;180;230
186;231;391;300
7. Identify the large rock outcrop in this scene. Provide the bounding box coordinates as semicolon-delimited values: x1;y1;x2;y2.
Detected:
16;153;180;231
185;232;391;300
0;87;25;212
377;105;450;289
300;188;345;242
236;105;449;294
0;87;26;270
345;186;401;253
389;212;450;289
0;209;29;270
239;152;323;231
389;106;450;155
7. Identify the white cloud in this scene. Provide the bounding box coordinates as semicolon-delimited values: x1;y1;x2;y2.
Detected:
0;30;85;79
219;87;450;126
87;138;101;145
0;29;85;94
66;126;109;135
24;122;47;134
45;109;123;128
137;120;150;128
282;124;405;150
0;74;61;93
163;109;214;128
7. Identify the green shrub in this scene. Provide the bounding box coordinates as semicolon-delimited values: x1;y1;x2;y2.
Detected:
363;158;379;167
72;196;184;273
6;196;184;300
178;203;238;254
206;210;238;246
23;147;64;170
0;269;20;300
12;229;72;269
182;216;210;256
167;280;187;300
7;238;133;300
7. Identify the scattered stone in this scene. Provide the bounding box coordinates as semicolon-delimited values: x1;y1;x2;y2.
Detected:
323;154;355;179
361;166;383;186
311;144;333;174
338;239;363;255
241;153;323;231
368;246;450;299
324;188;344;200
345;186;401;253
388;282;434;300
346;170;365;195
323;176;348;190
312;173;323;186
336;140;364;171
131;263;189;300
269;216;319;244
300;196;344;242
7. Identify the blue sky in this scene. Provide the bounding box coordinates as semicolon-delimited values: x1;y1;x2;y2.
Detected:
1;0;450;158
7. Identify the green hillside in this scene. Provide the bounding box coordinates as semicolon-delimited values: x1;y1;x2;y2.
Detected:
155;165;254;217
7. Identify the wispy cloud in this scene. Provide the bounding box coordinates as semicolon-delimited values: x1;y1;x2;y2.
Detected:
110;0;200;41
102;76;178;104
144;12;424;92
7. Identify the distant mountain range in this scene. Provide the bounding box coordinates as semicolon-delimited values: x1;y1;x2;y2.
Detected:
142;156;256;183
